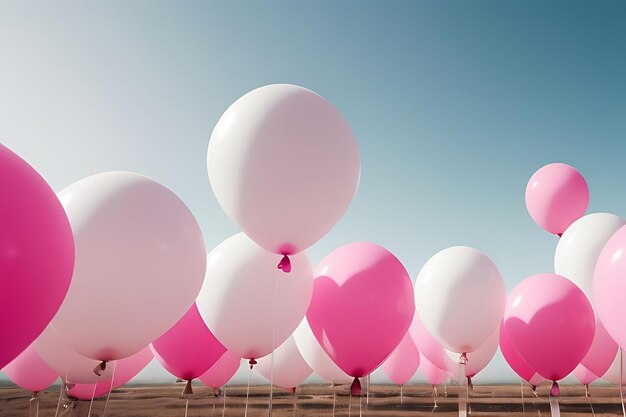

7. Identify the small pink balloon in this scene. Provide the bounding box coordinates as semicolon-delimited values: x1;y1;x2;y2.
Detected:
594;226;626;352
2;343;58;393
580;320;618;379
67;346;153;400
419;357;448;386
307;242;415;379
151;303;227;381
409;313;456;373
199;351;241;389
525;163;589;235
0;144;75;368
382;332;420;386
499;322;537;383
504;273;595;382
573;364;597;385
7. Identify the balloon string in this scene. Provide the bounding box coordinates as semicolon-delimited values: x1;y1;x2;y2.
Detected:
244;365;251;417
585;385;595;417
293;388;297;417
458;353;468;417
348;393;352;417
366;374;370;406
359;392;362;417
102;360;117;417
184;396;189;417
400;384;403;406
620;349;626;417
87;383;97;417
54;378;66;417
549;395;560;417
520;380;525;417
268;267;280;417
432;385;438;412
332;384;336;417
222;386;227;417
213;403;216;417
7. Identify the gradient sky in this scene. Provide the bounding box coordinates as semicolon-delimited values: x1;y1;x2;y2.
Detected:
1;1;625;385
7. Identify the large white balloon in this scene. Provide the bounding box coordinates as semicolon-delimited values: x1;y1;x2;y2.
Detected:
34;325;113;384
293;317;351;384
197;233;313;361
555;212;626;298
255;336;313;390
207;84;361;255
52;172;206;361
415;246;505;354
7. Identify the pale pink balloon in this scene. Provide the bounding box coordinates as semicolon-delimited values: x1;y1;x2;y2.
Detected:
581;320;618;379
199;351;241;389
0;144;75;369
499;322;537;382
382;332;420;385
525;163;589;235
255;336;312;390
2;343;58;393
409;313;456;373
151;304;227;381
419;357;448;385
307;242;415;379
504;273;595;381
461;327;499;378
67;347;153;400
573;364;597;385
594;226;626;351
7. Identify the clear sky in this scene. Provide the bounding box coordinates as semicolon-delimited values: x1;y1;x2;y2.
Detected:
1;1;625;385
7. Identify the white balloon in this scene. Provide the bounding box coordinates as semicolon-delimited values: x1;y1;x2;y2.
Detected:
197;233;313;361
293;317;351;384
415;246;505;353
555;212;626;299
34;325;113;384
601;350;626;385
255;336;312;390
52;172;207;361
208;84;361;255
445;326;499;377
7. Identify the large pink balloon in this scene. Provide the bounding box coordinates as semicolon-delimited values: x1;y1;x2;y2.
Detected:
594;226;626;351
151;304;227;381
0;144;74;368
307;242;415;378
499;322;537;383
2;343;58;393
199;351;241;389
382;332;420;385
409;313;456;373
573;364;597;385
581;320;618;379
420;357;448;385
67;347;153;400
525;163;589;235
504;273;595;381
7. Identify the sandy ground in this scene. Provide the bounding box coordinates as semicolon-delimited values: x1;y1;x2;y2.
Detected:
2;383;626;417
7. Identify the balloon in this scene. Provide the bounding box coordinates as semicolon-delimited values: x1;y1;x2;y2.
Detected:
52;171;206;361
409;313;456;373
2;343;58;393
207;84;360;256
306;242;415;379
151;304;227;381
504;273;595;381
415;246;505;354
447;327;499;378
0;144;74;369
255;336;312;390
601;350;626;385
382;332;420;385
573;364;597;385
594;226;626;351
34;325;113;383
197;233;313;360
525;163;589;235
199;351;242;389
555;213;623;377
67;347;153;400
420;357;449;385
499;322;539;383
293;317;351;384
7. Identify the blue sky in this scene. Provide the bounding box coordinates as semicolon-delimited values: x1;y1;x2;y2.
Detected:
1;1;625;384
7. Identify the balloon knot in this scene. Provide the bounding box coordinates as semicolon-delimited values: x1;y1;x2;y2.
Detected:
550;381;559;397
182;379;193;396
557;233;563;238
277;255;291;273
213;388;221;397
93;361;107;376
468;376;473;391
350;378;362;396
249;358;257;369
459;352;468;365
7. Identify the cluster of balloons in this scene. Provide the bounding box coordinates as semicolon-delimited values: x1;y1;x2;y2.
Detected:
4;84;626;412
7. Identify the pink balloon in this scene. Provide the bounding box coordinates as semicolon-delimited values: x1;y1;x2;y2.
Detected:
2;343;58;393
409;313;456;373
499;322;536;382
306;242;415;379
0;145;75;368
151;304;227;381
382;332;420;385
67;347;153;400
594;226;626;351
525;163;589;235
573;364;597;385
580;320;618;379
504;273;595;381
463;328;499;378
419;357;448;385
199;351;241;389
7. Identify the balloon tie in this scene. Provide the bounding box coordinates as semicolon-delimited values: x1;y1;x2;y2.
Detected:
557;233;563;238
520;380;525;416
244;365;251;417
222;386;227;417
350;378;362;396
102;360;117;417
277;255;291;273
182;379;193;396
458;353;468;417
248;358;257;369
550;381;559;398
332;384;336;417
549;381;560;417
213;387;221;397
585;385;596;417
93;360;107;376
29;392;39;417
